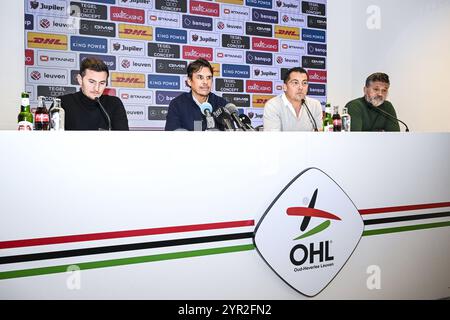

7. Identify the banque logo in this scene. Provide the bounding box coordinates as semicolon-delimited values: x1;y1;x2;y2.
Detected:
254;168;364;297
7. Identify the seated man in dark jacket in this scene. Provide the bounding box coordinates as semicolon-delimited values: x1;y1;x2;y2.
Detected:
164;58;227;131
345;72;400;131
61;57;129;130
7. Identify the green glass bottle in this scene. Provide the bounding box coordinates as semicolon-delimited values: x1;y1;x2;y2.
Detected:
17;92;33;131
322;103;333;132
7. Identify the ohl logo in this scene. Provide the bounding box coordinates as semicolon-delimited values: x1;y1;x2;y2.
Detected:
287;189;340;266
254;168;364;297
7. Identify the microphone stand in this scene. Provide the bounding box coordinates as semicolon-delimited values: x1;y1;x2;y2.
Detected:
302;99;318;132
371;105;409;132
95;97;112;131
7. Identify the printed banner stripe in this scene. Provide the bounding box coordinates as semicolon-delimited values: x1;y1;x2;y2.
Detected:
0;244;256;280
0;220;255;249
0;232;254;265
359;202;450;215
362;221;450;236
363;211;450;225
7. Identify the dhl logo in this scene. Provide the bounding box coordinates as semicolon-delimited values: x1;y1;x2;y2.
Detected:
27;32;68;50
118;24;152;41
111;72;145;88
274;26;300;40
252;95;276;108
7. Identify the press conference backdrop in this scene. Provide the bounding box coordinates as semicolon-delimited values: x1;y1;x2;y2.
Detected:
24;0;328;130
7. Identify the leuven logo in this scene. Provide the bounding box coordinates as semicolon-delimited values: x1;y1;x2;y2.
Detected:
254;168;364;297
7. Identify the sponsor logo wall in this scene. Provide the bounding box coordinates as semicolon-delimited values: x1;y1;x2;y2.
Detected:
24;0;327;130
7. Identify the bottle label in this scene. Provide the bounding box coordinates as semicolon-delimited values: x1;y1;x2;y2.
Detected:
21;98;30;107
35;114;49;122
17;121;33;131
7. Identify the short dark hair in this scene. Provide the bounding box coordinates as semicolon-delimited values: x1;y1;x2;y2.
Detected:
365;72;390;87
79;57;109;78
283;67;309;84
187;59;214;79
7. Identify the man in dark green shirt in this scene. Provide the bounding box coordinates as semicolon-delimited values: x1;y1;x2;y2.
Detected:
345;73;400;131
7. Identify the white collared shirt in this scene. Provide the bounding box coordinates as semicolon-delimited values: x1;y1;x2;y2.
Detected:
263;94;323;131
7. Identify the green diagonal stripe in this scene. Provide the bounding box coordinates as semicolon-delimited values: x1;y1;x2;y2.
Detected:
0;244;255;280
363;221;450;236
294;220;330;240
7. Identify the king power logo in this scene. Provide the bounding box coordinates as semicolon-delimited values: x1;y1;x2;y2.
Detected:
254;168;364;297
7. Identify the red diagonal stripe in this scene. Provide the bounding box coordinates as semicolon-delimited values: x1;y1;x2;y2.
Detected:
0;220;255;249
359;202;450;215
287;207;341;220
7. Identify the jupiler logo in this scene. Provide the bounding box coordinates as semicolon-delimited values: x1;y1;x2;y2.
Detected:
254;168;364;297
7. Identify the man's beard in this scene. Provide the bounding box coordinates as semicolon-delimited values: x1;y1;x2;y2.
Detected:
365;95;384;107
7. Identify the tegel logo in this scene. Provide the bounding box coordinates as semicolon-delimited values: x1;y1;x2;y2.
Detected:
254;168;364;297
148;43;180;59
155;0;187;13
302;1;326;16
222;34;250;50
70;2;108;20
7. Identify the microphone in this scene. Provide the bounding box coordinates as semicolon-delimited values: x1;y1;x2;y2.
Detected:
302;99;318;132
223;103;247;131
199;102;216;130
94;97;112;131
238;114;256;131
212;107;235;131
370;105;409;132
